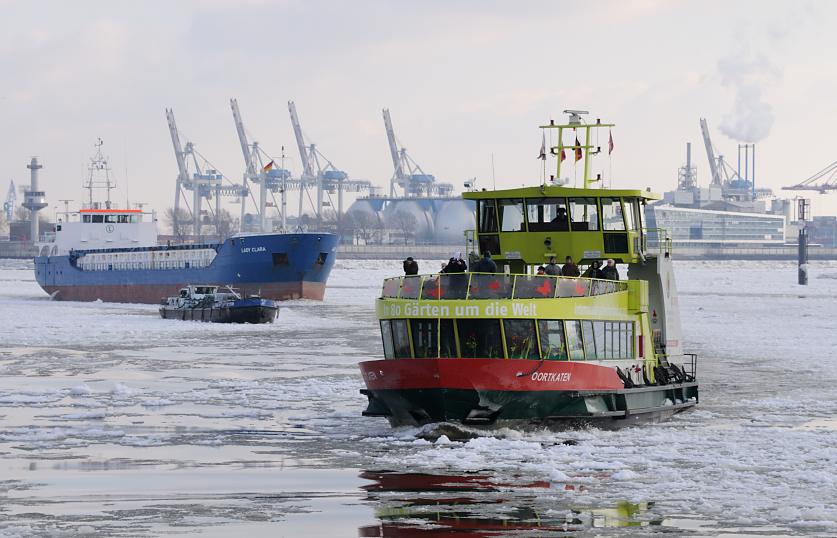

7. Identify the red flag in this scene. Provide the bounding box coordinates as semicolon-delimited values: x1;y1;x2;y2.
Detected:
608;131;614;155
560;148;566;162
537;132;546;160
574;137;583;162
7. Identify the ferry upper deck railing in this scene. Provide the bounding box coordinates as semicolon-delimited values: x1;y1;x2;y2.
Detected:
381;273;628;301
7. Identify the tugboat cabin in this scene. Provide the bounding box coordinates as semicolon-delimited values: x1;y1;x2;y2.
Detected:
464;186;660;273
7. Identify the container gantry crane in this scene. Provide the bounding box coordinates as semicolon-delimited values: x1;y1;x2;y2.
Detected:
383;108;452;198
166;108;247;238
287;101;371;230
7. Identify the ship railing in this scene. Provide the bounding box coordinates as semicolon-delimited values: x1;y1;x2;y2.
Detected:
382;273;628;301
645;228;673;257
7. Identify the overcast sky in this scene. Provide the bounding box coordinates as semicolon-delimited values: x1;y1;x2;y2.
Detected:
2;0;837;220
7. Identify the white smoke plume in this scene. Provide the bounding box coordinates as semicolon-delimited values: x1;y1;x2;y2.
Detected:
717;6;816;143
717;53;779;143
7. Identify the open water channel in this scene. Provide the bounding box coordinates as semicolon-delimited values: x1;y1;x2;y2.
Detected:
0;258;835;537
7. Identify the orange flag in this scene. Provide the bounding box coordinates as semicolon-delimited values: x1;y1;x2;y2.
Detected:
574;137;583;162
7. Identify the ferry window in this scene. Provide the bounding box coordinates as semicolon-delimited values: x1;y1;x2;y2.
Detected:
92;215;104;223
622;199;636;230
582;321;599;359
380;320;395;359
117;215;129;223
439;319;457;358
272;253;289;266
498;199;525;232
526;197;569;232
411;319;438;358
83;215;92;223
537;320;567;360
477;200;498;233
131;215;139;223
503;319;539;359
623;322;634;358
391;320;412;358
105;215;117;223
457;319;503;358
568;198;599;231
601;198;626;231
565;320;585;360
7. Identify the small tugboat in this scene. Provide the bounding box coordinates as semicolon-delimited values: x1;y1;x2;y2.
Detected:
359;111;698;428
159;285;278;324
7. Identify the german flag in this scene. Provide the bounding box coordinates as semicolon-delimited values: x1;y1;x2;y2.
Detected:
263;160;275;172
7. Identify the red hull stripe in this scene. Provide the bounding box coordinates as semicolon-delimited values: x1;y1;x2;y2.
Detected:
359;358;623;392
42;281;326;303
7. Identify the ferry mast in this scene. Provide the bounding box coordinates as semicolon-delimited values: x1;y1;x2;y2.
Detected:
540;109;615;189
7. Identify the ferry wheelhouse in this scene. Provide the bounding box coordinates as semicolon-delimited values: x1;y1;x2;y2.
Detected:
360;112;698;428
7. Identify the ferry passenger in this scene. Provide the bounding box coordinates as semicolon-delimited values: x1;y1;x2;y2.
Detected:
472;252;497;273
582;260;604;279
403;256;419;275
544;256;561;276
561;256;581;277
601;259;620;280
442;252;467;273
536;266;546;275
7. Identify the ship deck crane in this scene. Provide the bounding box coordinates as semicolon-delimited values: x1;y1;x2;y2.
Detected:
383;108;452;198
287;101;371;230
166;108;247;238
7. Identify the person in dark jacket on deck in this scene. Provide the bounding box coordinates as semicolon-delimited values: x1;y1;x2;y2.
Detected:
601;259;620;280
403;257;419;275
544;256;561;276
561;256;580;277
472;252;497;273
442;252;467;273
582;260;604;279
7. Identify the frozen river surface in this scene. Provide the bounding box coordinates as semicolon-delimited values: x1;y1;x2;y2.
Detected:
0;258;836;537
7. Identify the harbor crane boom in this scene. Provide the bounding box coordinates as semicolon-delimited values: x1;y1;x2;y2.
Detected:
383;109;405;194
699;118;722;186
784;159;837;193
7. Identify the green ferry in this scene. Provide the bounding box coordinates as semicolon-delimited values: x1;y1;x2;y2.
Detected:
359;111;698;428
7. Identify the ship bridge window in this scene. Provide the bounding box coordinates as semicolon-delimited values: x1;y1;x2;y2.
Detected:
477;200;498;233
624;199;638;230
391;319;412;358
92;215;104;223
568;198;599;231
411;319;437;358
537;320;568;360
457;319;503;358
498;199;525;232
526;198;569;232
601;198;626;231
503;319;539;359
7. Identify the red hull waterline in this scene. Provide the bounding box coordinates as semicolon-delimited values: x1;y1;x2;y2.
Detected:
360;358;624;392
42;281;326;304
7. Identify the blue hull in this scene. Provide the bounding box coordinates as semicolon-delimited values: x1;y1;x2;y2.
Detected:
35;233;338;303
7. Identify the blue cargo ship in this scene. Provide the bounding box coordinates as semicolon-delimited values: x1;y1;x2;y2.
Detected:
34;205;338;303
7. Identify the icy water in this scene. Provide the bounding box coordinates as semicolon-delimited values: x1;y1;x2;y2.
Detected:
0;258;836;537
